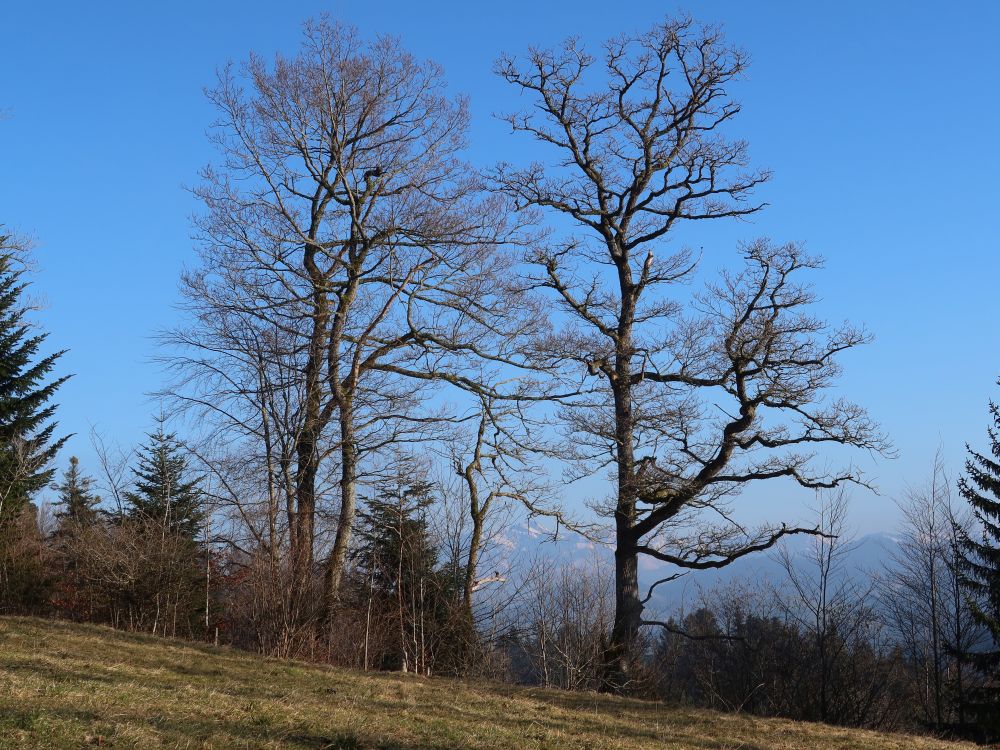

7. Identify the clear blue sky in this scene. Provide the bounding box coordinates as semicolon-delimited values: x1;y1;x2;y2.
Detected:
2;0;998;532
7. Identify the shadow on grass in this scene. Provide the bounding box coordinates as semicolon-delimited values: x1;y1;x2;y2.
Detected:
351;683;770;750
0;706;98;731
0;618;773;749
0;703;469;750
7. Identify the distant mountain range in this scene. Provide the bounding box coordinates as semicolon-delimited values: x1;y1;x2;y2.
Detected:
500;521;901;616
641;531;900;615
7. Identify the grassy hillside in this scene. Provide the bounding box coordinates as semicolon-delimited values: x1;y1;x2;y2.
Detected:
0;617;978;749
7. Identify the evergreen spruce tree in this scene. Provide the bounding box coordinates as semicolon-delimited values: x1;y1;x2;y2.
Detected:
356;469;438;602
0;236;69;528
124;417;204;540
52;456;99;526
956;392;1000;736
354;458;450;673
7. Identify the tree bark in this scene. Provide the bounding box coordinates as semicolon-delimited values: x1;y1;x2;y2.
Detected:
324;403;357;624
291;239;330;604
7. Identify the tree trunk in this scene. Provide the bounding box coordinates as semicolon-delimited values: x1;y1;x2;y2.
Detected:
604;294;642;690
291;239;330;606
607;539;641;687
462;484;484;617
323;404;357;626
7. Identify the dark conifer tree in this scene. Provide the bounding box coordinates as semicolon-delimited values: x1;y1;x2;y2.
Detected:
0;236;69;527
124;417;204;540
355;473;438;596
53;456;99;526
354;457;455;673
956;391;1000;736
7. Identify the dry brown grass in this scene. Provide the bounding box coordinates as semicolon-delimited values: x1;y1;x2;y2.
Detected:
0;616;979;749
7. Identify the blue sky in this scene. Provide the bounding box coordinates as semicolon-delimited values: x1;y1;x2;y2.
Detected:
1;0;998;532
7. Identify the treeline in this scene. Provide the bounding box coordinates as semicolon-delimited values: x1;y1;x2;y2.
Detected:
4;13;1000;746
652;476;985;737
3;417;207;636
6;439;1000;740
501;479;994;739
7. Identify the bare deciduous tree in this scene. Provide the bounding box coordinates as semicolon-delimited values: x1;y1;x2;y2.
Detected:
514;555;614;691
495;17;890;687
882;452;981;729
446;393;554;623
165;300;329;640
774;490;891;725
174;19;534;640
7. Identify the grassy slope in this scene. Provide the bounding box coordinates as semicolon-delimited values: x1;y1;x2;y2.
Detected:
0;617;978;750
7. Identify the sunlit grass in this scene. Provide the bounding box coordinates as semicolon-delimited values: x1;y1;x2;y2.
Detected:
0;616;977;749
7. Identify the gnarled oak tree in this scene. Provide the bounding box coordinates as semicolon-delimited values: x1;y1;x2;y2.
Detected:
496;18;891;687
